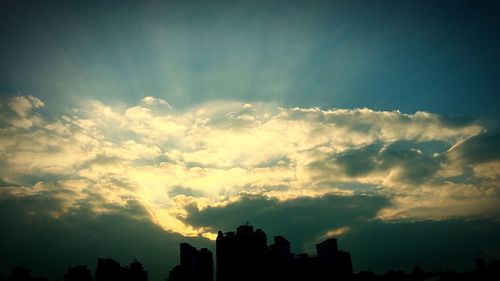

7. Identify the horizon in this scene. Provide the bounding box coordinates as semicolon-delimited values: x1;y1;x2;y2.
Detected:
2;223;499;281
1;1;500;281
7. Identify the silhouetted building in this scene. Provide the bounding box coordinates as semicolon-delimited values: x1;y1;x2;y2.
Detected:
63;266;92;281
8;267;48;281
11;266;31;281
476;258;486;271
127;260;148;281
95;258;148;281
270;236;291;258
216;224;353;281
169;243;213;281
316;237;353;278
269;236;295;280
216;224;268;281
95;258;123;281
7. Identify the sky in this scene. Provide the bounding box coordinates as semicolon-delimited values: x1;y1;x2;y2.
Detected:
1;0;500;280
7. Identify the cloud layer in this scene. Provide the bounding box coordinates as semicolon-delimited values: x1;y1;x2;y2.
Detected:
1;95;498;239
2;94;500;277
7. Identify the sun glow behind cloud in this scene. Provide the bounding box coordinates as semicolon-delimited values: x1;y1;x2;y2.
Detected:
0;95;498;239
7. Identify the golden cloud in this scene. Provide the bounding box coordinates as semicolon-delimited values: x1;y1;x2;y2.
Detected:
0;95;498;238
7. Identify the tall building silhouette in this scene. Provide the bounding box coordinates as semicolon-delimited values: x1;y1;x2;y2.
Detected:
269;236;295;280
216;224;268;281
168;243;213;281
215;224;353;281
316;238;353;279
270;236;292;259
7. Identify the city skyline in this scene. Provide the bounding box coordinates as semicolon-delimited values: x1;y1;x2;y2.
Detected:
2;223;499;281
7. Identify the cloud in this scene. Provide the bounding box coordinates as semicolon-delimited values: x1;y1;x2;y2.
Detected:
344;219;500;273
0;192;212;281
278;107;483;143
183;193;389;252
0;95;44;128
141;96;173;110
307;141;444;186
448;133;500;164
0;95;498;241
8;95;44;117
319;226;351;240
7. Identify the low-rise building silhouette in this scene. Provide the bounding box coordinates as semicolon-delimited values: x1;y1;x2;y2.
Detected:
63;266;92;281
1;244;500;281
95;258;147;281
95;258;123;281
10;266;31;281
6;266;48;281
128;260;148;281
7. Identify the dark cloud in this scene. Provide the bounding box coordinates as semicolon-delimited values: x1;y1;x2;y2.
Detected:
343;219;500;273
183;194;390;252
334;143;381;177
450;133;500;164
254;156;292;168
7;173;75;188
183;194;500;272
377;143;443;184
79;155;124;168
168;186;204;197
0;178;16;187
0;195;213;281
309;141;444;184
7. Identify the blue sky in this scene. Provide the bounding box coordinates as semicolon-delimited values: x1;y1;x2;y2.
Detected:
1;1;500;281
1;0;499;117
